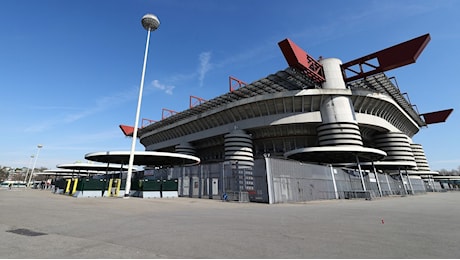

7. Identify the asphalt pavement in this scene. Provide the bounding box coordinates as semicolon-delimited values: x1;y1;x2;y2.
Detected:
0;189;459;258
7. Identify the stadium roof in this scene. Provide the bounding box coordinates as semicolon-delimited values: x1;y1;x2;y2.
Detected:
139;68;424;136
346;73;426;127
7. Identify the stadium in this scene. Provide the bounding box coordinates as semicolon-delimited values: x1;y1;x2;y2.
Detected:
116;33;453;203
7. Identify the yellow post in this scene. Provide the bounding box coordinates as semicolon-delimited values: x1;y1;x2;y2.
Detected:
115;178;121;197
71;179;78;195
65;179;72;194
107;179;113;197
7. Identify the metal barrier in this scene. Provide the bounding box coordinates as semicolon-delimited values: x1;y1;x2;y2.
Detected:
344;190;372;200
225;191;250;202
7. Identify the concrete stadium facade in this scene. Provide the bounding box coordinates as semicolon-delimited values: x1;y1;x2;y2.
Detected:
140;69;427;167
133;35;449;203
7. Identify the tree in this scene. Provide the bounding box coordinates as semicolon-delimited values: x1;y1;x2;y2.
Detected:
437;167;460;176
0;167;8;182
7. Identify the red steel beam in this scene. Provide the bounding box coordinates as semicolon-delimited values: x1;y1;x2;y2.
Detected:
142;118;157;128
342;34;431;82
278;38;325;83
229;76;247;92
421;108;453;125
190;95;207;108
162;108;178;120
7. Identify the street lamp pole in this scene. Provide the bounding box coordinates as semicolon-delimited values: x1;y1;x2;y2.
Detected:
27;144;43;187
23;155;34;183
124;14;160;197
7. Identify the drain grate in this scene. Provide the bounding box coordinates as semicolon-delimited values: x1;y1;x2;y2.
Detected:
6;228;47;237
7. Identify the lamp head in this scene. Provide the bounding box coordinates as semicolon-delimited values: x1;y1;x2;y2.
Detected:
141;13;160;31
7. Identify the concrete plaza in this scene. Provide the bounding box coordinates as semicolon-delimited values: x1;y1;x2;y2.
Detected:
0;189;459;258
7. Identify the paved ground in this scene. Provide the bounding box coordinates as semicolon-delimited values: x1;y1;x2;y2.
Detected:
0;189;459;258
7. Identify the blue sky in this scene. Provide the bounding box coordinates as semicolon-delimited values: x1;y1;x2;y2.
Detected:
1;0;459;171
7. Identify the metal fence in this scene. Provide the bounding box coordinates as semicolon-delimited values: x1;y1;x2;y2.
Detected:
149;157;429;204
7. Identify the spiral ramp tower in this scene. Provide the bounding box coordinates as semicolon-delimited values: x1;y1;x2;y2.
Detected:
410;143;437;174
285;58;386;164
372;132;417;170
175;142;196;156
224;129;254;192
409;143;439;191
224;129;254;168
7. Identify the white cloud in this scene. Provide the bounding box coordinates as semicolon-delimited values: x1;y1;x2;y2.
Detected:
23;87;138;133
198;51;212;86
151;79;175;95
63;88;137;123
151;51;213;89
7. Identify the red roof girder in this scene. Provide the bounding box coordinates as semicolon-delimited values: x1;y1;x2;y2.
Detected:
278;38;325;83
342;34;431;82
421;109;453;125
119;125;135;137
